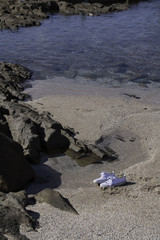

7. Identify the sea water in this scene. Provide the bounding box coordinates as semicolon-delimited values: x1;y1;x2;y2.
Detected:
0;0;160;99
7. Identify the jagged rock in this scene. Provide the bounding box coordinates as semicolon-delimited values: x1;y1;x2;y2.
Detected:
0;132;35;192
35;188;78;214
6;114;41;164
1;101;70;163
0;62;31;101
0;0;143;30
0;0;59;30
0;190;36;240
58;0;129;15
0;61;118;166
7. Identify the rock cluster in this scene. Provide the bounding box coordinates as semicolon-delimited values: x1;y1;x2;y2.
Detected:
0;0;143;30
58;1;129;16
0;0;59;30
0;61;117;238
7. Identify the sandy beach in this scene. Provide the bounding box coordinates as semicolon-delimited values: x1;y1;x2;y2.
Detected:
21;87;160;240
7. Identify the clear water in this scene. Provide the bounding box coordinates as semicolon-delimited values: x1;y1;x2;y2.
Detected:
0;0;160;98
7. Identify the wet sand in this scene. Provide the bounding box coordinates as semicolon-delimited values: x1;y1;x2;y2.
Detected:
22;87;160;239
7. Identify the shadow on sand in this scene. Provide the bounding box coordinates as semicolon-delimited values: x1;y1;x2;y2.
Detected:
26;155;62;195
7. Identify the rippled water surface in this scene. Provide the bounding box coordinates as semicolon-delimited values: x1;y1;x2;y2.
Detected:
0;0;160;97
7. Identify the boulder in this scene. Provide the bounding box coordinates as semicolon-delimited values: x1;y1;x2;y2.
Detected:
0;132;35;192
6;114;42;164
2;101;70;162
35;188;78;214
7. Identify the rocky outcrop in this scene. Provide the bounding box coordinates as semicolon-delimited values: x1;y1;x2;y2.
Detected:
0;190;37;240
0;0;59;30
0;0;144;30
0;132;35;192
58;1;129;15
0;61;117;167
0;60;118;239
0;62;31;101
1;99;117;165
2;101;70;164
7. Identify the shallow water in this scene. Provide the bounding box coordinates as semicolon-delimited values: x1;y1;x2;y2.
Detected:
0;0;160;98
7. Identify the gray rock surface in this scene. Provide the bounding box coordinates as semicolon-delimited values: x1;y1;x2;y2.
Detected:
35;188;78;214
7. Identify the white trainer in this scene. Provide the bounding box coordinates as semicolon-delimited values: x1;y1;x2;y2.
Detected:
100;176;126;189
93;171;115;184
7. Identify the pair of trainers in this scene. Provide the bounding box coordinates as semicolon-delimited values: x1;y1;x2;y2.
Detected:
93;171;126;188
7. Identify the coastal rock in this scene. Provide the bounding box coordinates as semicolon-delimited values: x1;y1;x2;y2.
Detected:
0;61;118;166
0;0;59;30
0;190;36;239
1;101;70;163
58;1;128;15
0;0;143;29
6;114;42;164
0;62;31;101
0;132;35;192
35;188;78;214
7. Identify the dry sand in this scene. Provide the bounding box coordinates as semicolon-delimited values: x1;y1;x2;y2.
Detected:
21;87;160;240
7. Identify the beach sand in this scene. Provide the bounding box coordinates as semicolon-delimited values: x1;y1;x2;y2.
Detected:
21;87;160;240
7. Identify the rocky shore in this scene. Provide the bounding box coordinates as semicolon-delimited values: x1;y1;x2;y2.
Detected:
1;60;160;239
0;61;118;239
0;0;143;30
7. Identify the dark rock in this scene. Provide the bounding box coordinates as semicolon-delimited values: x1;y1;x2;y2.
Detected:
58;0;129;15
0;107;11;137
0;233;8;240
0;132;35;192
1;101;70;162
0;190;36;239
0;0;59;30
0;62;31;101
6;114;42;164
35;188;78;214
